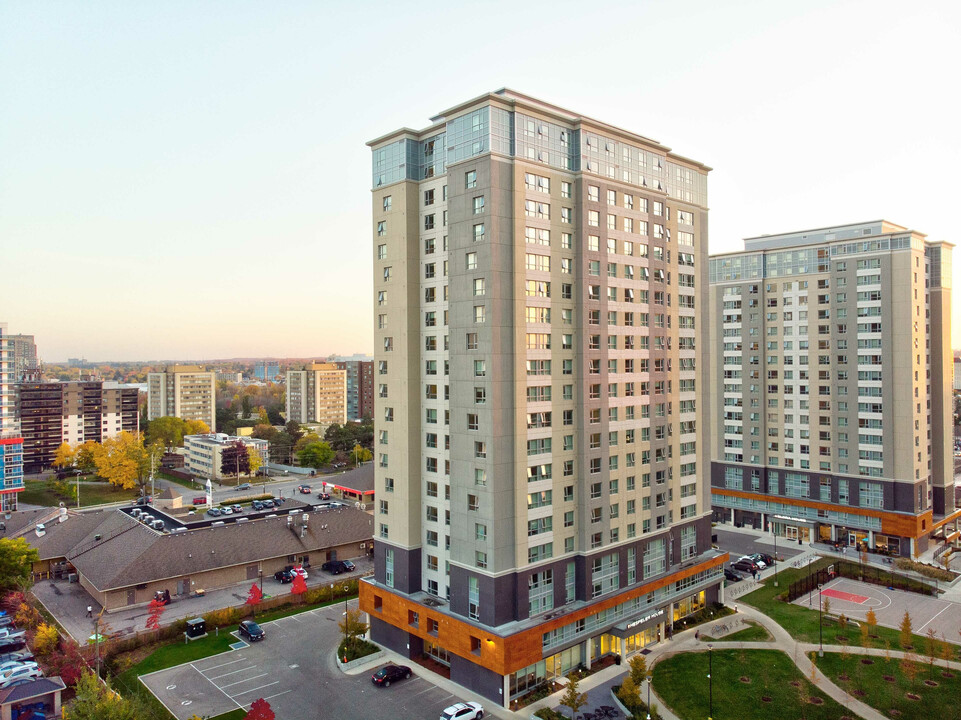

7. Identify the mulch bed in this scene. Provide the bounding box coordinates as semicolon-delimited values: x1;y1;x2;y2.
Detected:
853;690;866;697
860;658;874;665
761;696;772;703
808;697;824;705
883;675;896;682
789;680;801;688
838;673;850;681
924;679;939;687
942;671;954;678
906;693;921;700
739;676;751;683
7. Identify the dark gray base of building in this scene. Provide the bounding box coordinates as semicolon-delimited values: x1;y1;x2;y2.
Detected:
369;616;504;706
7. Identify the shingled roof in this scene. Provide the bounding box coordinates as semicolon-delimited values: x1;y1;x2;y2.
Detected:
0;676;65;705
0;507;62;539
63;506;373;591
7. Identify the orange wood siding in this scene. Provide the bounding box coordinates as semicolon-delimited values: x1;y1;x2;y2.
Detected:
712;488;932;539
360;553;726;676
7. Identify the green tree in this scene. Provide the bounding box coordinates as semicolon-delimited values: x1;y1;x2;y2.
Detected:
286;420;304;443
242;395;252;419
0;537;41;591
338;607;369;649
252;424;280;442
145;416;185;448
67;671;138;720
351;443;372;464
628;653;648;686
296;441;334;469
294;432;322;452
559;673;588;720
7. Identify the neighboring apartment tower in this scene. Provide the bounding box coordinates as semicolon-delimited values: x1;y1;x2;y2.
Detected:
254;361;280;382
708;221;956;557
362;90;724;706
334;360;374;420
147;366;216;431
18;381;140;473
183;432;268;481
0;324;24;511
9;334;39;382
286;362;347;428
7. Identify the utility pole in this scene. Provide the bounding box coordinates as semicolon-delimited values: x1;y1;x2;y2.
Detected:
773;526;779;587
75;470;81;510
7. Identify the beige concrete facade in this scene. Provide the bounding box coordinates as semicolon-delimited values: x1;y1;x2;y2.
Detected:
147;365;216;431
286;362;347;430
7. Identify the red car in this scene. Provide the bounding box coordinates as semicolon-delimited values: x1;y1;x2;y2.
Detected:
297;485;312;494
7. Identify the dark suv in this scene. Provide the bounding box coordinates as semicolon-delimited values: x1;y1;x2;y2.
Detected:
731;558;759;574
322;560;354;574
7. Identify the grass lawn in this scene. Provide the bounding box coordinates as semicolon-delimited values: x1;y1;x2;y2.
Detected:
156;471;203;490
20;476;140;507
817;651;961;719
705;619;772;643
653;649;852;720
740;559;940;653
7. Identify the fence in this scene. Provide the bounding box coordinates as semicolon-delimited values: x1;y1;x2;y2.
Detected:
786;560;935;602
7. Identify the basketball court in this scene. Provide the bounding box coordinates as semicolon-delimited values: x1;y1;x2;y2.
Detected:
792;575;961;643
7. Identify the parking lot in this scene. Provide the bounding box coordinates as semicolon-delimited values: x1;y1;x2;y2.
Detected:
793;576;961;642
141;601;468;720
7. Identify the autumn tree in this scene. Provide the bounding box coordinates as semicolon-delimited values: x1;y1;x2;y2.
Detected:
351;443;372;464
865;608;878;638
294;432;322;452
74;440;100;474
68;671;138;720
559;672;588;719
285;420;305;444
246;446;263;477
291;572;307;596
0;537;40;591
220;440;251;480
297;440;334;469
900;610;914;649
145;598;166;631
246;582;263;615
339;608;369;650
184;418;210;435
33;622;59;657
92;432;164;491
628;653;648;686
52;442;76;470
617;674;641;712
244;698;275;720
145;416;186;448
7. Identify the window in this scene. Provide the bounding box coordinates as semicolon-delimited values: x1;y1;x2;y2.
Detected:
377;221;386;236
466;252;477;270
466;332;478;350
424;189;434;206
473;223;485;242
382;195;392;211
465;170;476;188
473;196;485;214
473;278;486;296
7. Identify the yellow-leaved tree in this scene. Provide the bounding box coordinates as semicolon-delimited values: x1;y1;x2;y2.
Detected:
75;440;100;475
183;419;210;436
34;622;59;657
52;443;76;470
92;432;164;492
246;446;262;477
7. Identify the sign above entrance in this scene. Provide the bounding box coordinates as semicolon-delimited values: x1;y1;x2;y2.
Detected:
625;607;664;631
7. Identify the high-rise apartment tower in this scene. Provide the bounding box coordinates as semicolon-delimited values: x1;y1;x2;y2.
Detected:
361;90;725;706
286;362;347;429
708;221;956;556
0;324;24;511
147;366;216;431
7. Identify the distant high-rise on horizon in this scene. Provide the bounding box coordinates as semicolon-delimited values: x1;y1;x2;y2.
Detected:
147;365;217;432
361;89;724;706
0;323;24;511
333;359;373;420
286;362;347;429
253;360;280;382
9;334;38;383
708;220;956;556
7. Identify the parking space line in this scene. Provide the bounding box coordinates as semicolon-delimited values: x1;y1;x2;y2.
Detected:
195;657;247;673
189;663;247;713
230;681;279;697
219;673;269;689
208;665;259;681
243;689;292;706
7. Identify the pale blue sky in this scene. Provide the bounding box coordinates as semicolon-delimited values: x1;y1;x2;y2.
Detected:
2;0;959;361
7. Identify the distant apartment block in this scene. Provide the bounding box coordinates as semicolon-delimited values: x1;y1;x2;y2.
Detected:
254;361;280;382
216;371;243;384
334;360;374;420
147;365;216;431
954;354;961;392
0;323;24;511
183;433;268;481
18;381;139;473
286;363;347;429
709;221;956;556
9;334;38;382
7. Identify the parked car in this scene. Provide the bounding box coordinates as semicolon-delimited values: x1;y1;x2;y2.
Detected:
192;497;206;506
221;507;233;515
238;620;265;641
297;485;312;494
0;651;33;666
731;558;759;574
0;665;43;687
752;552;775;566
154;589;171;605
274;569;294;584
231;504;243;513
723;568;743;582
0;617;14;629
252;501;264;511
0;660;37;676
289;565;308;580
371;664;412;687
0;640;26;654
206;507;222;518
135;496;153;506
0;630;26;642
261;499;275;509
741;554;766;569
321;560;351;575
332;462;347;469
440;702;484;720
236;483;252;491
317;492;331;500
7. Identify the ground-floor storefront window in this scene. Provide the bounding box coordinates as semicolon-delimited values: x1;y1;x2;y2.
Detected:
509;644;584;699
424;638;450;666
672;591;705;623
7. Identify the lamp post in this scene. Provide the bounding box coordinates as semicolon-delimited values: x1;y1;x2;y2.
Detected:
646;673;652;720
707;644;713;720
817;583;824;657
773;525;779;587
75;470;81;510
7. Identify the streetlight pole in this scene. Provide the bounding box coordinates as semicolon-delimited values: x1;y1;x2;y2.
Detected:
646;673;652;720
708;644;713;720
818;583;824;657
343;583;350;651
773;525;779;587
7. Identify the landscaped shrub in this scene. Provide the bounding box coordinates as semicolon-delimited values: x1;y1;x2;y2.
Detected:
533;709;567;720
894;558;955;582
337;637;379;662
